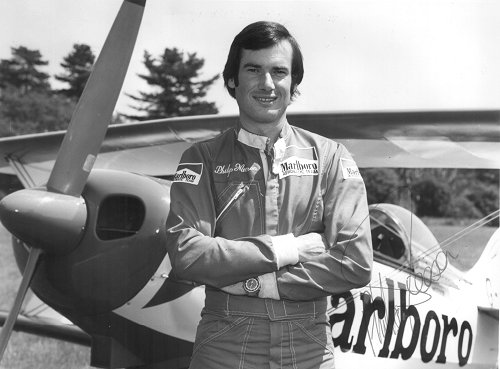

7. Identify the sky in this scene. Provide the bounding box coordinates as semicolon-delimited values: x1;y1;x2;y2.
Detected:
2;0;500;117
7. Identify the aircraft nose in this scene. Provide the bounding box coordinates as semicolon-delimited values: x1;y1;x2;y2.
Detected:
0;188;87;254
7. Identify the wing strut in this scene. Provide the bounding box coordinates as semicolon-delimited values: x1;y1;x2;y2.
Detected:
0;249;41;359
6;156;37;188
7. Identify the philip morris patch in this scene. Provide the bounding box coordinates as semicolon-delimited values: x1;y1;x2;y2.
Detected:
340;158;362;180
173;163;203;185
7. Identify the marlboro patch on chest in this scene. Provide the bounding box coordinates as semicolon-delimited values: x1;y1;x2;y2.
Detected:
279;156;319;179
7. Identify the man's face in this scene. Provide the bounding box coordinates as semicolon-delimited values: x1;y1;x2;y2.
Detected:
229;40;293;128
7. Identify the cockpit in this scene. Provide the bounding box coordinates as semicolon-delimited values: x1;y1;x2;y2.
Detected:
369;203;441;272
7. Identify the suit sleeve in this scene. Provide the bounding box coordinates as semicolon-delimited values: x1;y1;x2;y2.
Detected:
276;143;373;300
166;143;297;288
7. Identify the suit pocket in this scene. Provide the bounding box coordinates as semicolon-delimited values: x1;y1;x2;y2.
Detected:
214;181;264;237
192;312;250;356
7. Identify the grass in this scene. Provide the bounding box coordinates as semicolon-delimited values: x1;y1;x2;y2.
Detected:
423;217;498;271
0;224;91;369
0;333;90;369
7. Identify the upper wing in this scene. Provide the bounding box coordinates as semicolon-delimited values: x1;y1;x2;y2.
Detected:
290;110;500;169
1;110;498;187
0;115;235;187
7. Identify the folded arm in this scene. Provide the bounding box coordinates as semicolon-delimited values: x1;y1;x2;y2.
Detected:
166;144;304;288
222;144;373;300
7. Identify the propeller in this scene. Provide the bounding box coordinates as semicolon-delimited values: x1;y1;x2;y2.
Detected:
0;0;146;360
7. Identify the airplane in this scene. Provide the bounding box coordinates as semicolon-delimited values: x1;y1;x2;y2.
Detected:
0;0;499;368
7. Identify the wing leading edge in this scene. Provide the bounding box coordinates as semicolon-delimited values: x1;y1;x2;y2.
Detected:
1;110;498;187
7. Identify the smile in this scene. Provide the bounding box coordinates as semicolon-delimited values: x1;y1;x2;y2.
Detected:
254;96;277;104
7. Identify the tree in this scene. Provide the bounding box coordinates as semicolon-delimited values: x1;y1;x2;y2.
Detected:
0;85;75;136
55;44;95;99
127;48;219;120
465;183;499;225
0;46;50;94
361;168;402;205
411;178;451;217
0;46;75;136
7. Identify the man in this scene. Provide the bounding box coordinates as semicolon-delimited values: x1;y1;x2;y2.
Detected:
166;21;373;369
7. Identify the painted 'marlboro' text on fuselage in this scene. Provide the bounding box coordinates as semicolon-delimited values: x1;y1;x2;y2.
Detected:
329;278;473;366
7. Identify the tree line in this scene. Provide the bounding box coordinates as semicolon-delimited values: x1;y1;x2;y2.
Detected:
0;44;219;136
361;168;498;226
0;44;497;224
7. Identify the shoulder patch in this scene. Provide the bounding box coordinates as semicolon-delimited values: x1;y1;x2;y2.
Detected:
340;158;362;180
173;163;203;185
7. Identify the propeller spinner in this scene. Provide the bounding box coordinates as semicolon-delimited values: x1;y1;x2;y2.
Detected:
0;0;146;360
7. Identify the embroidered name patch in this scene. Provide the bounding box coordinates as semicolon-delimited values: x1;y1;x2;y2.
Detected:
279;156;319;179
214;162;261;176
340;158;362;180
173;163;203;185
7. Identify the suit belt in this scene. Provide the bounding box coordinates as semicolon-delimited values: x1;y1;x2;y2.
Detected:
204;289;327;321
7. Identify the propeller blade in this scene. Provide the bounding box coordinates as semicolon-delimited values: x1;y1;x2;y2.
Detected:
0;248;42;360
46;0;146;196
0;0;146;362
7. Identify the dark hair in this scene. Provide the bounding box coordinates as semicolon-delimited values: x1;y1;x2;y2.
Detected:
223;21;304;99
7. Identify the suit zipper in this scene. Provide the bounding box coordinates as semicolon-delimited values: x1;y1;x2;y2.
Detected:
216;183;250;222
